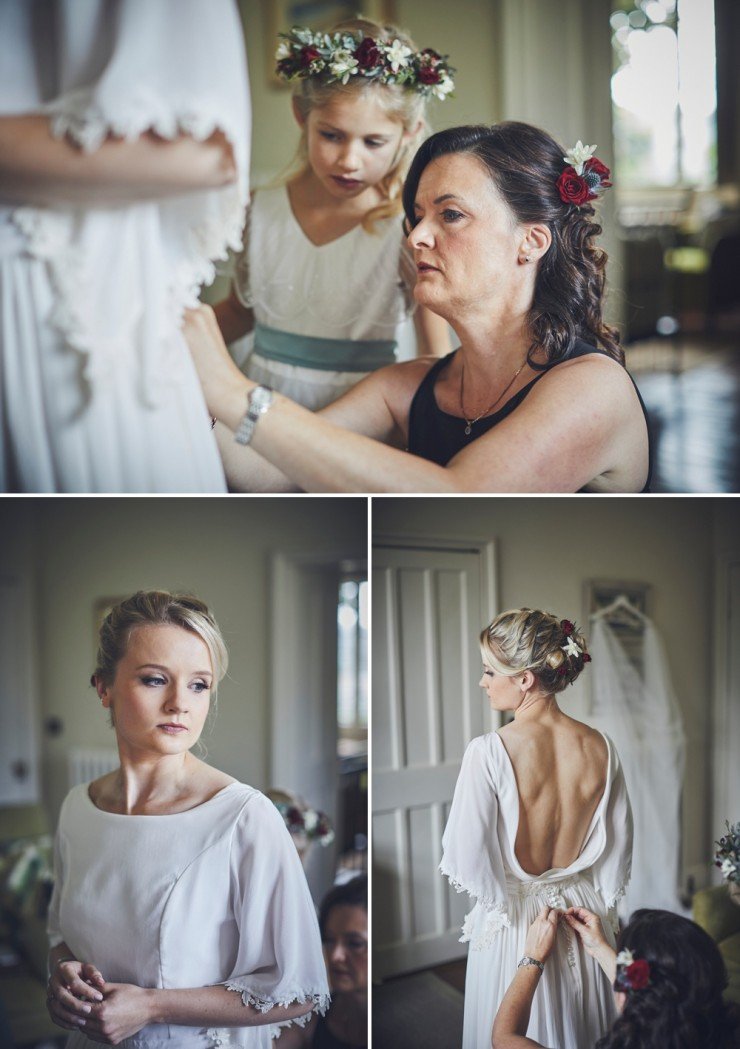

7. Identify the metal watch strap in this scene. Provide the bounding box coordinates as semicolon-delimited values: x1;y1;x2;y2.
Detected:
517;956;545;973
234;385;274;446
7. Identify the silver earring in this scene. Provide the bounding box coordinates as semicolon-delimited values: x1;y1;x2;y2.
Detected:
525;255;531;262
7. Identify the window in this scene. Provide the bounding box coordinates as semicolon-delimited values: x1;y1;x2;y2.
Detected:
337;576;367;758
611;0;717;188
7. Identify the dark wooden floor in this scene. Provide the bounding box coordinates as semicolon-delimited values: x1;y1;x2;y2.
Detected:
627;337;740;493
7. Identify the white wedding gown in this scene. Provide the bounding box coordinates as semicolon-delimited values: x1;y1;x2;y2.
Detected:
48;782;330;1048
0;0;250;492
441;731;633;1049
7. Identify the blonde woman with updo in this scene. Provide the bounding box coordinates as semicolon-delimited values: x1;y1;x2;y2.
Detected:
45;591;329;1048
213;17;453;411
440;609;633;1049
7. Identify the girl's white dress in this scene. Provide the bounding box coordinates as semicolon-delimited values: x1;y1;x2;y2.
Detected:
441;731;633;1049
48;782;330;1049
233;184;414;410
0;0;250;492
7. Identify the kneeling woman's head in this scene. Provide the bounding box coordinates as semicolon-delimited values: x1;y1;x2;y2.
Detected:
319;875;368;998
599;908;740;1049
479;608;590;709
91;590;228;754
402;121;621;368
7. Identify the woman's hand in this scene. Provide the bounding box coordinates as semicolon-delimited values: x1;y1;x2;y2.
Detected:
523;906;560;964
47;958;105;1032
563;907;608;957
82;982;154;1045
182;304;250;419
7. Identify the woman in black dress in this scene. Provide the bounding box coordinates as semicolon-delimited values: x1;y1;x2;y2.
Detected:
186;122;650;493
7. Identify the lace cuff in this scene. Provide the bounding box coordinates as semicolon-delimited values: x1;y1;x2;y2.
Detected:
206;984;330;1044
459;905;512;951
439;859;505;915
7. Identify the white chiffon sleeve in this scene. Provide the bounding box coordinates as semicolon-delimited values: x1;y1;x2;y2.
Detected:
46;825;64;951
217;793;330;1037
592;737;633;929
440;736;511;935
4;0;250;401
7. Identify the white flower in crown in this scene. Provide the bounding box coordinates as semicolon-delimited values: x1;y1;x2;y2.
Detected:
303;808;319;833
432;74;455;100
330;49;359;82
563;141;598;176
385;38;413;72
562;637;582;658
616;949;635;968
721;857;737;878
275;41;291;61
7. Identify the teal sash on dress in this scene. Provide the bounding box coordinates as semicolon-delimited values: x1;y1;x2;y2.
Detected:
253;322;396;373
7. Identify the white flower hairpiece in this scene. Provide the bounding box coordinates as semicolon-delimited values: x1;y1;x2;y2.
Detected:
616;948;635;968
563;141;598;176
562;637;583;658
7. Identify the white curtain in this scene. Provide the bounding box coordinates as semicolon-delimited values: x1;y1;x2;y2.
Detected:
588;617;687;918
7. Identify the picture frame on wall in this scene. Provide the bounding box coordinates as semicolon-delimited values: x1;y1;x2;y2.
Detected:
266;0;397;87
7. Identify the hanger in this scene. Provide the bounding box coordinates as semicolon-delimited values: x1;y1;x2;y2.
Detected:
590;593;646;627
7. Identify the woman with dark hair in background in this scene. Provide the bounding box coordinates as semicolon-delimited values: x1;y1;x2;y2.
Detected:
492;905;740;1049
184;121;650;493
279;876;367;1048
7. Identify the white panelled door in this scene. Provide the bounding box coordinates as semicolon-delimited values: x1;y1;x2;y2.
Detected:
372;538;496;978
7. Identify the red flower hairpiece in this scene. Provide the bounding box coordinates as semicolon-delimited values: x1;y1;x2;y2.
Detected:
615;949;651;993
557;141;612;206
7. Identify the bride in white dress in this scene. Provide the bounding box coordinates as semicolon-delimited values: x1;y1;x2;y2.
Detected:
441;608;633;1049
0;0;250;492
46;590;329;1048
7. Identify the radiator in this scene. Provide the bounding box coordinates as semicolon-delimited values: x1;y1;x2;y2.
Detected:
67;747;119;788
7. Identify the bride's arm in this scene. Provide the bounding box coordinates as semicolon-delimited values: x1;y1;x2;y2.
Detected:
0;116;236;207
77;982;314;1045
491;907;557;1049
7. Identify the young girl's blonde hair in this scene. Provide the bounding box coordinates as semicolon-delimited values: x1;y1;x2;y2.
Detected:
290;18;427;232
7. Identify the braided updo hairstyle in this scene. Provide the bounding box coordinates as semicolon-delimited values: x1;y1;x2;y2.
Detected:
402;121;622;368
479;608;590;694
597;909;740;1049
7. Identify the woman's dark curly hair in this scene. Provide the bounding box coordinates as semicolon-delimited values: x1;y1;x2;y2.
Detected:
402;121;623;369
318;875;367;939
596;909;740;1049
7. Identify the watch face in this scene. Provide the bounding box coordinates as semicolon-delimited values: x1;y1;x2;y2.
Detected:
250;386;274;412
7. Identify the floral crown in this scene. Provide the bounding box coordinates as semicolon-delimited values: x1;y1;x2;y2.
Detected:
545;619;592;677
275;26;455;101
615;948;651;993
556;142;612;206
714;820;740;885
272;799;335;846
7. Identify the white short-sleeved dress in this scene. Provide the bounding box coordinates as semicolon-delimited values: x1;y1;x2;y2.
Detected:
0;0;250;492
48;782;330;1049
232;184;414;410
440;731;633;1049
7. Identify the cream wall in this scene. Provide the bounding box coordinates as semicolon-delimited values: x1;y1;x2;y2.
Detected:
373;496;732;891
2;498;366;822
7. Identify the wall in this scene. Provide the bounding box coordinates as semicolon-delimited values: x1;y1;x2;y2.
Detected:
2;498;366;822
373;495;730;890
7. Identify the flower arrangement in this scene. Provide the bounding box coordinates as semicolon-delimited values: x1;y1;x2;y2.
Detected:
556;141;612;206
615;948;651;993
272;799;335;847
275;26;455;101
714;820;740;885
545;619;592;677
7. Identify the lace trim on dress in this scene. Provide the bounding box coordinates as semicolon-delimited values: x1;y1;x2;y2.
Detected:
604;878;630;935
460;905;512;951
205;986;330;1044
11;94;246;401
439;859;507;916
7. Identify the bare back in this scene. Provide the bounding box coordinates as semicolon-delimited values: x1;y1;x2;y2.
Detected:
498;716;608;876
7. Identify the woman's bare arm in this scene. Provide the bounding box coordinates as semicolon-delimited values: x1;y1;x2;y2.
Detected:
185;306;644;493
0;116;236;206
214;286;255;346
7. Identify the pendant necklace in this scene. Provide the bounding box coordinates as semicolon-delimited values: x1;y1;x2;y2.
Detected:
460;357;528;436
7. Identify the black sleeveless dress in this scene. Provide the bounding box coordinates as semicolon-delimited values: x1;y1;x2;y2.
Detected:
407;339;652;492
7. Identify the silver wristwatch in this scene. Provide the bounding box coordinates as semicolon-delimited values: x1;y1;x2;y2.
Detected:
517;956;545;973
234;385;274;445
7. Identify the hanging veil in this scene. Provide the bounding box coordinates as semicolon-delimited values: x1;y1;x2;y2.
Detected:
588;617;687;917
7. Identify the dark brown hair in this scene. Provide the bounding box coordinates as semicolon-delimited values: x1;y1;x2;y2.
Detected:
402;121;623;368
